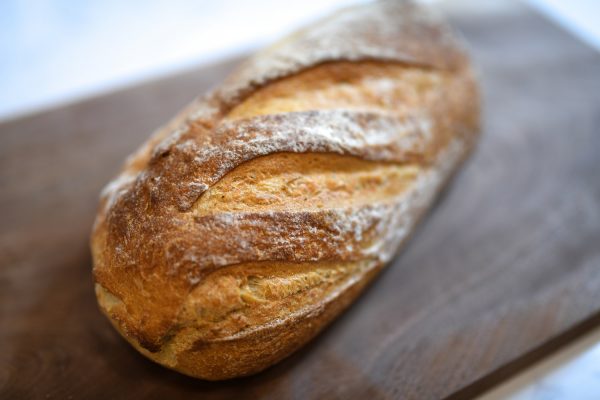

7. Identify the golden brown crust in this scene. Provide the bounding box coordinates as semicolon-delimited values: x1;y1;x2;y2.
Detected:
91;0;480;379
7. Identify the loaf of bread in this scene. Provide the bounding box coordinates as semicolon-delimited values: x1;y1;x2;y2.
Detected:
91;0;480;380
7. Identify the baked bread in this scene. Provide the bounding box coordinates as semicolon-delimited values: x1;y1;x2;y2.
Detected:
91;0;480;380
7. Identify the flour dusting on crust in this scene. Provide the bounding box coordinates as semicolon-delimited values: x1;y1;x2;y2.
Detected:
216;0;467;107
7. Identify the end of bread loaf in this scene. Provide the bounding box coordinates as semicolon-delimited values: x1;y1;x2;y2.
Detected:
91;0;480;380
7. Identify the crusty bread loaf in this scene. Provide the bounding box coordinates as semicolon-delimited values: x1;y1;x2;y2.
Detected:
91;0;480;380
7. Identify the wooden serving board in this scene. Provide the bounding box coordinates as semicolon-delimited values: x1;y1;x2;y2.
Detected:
2;3;600;399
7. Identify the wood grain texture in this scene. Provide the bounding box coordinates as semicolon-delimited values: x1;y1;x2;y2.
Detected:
1;3;600;399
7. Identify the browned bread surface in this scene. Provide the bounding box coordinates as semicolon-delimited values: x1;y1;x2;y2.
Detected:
91;0;480;380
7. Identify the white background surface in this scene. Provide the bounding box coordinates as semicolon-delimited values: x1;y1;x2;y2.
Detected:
2;1;600;398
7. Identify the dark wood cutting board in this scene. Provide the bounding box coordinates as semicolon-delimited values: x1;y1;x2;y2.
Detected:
2;3;600;399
